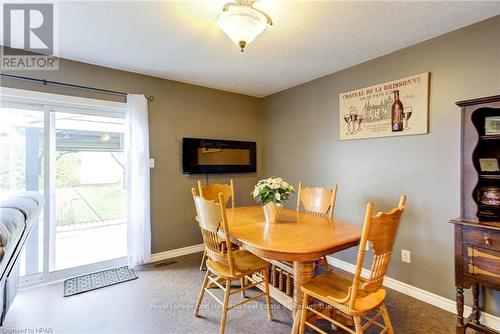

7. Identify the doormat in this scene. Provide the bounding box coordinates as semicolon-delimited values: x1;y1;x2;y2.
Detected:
64;266;138;297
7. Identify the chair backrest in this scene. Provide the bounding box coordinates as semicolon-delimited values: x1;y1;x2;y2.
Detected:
296;181;338;219
198;179;235;208
191;188;235;275
348;195;407;309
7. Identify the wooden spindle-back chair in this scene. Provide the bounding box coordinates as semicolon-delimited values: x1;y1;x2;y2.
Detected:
198;179;235;208
267;183;339;292
197;179;235;270
192;188;229;266
192;188;272;334
295;181;339;270
296;181;338;219
299;195;407;334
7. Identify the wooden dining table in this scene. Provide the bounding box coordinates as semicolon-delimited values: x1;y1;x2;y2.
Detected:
225;206;362;333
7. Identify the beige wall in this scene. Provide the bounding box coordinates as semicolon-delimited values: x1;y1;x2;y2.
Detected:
261;17;500;312
0;54;263;253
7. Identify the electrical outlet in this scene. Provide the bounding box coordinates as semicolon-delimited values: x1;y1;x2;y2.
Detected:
401;249;411;263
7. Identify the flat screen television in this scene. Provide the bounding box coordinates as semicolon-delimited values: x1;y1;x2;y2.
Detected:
182;138;257;174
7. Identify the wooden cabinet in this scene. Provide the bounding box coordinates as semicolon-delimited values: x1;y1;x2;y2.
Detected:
451;95;500;334
452;220;500;334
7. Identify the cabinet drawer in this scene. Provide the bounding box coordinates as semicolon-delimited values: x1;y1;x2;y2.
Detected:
464;246;500;283
463;226;500;252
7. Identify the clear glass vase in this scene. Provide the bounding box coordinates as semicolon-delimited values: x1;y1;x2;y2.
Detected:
263;203;282;224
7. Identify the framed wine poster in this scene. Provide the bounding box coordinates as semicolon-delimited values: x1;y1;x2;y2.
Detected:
339;72;430;140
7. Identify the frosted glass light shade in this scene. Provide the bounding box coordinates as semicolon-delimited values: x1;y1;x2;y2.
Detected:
218;5;268;51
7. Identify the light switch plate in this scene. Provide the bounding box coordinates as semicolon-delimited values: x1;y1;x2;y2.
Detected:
149;158;155;168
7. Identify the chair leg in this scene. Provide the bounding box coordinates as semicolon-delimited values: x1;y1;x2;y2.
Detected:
299;293;308;334
220;279;231;334
240;277;246;298
194;270;210;317
380;303;394;334
321;256;331;272
263;269;273;320
199;250;207;271
353;316;363;334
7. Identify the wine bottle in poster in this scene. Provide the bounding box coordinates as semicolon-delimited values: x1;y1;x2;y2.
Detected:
391;90;404;132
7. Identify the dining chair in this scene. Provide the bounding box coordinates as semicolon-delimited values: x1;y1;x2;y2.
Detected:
296;181;339;270
296;181;338;219
265;182;339;296
198;179;235;208
298;195;407;334
197;179;235;271
192;189;273;334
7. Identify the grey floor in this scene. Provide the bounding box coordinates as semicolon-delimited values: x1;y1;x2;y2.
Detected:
5;252;459;333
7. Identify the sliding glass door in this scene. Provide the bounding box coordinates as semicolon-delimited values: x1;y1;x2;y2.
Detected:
0;107;44;278
0;88;127;285
54;112;126;271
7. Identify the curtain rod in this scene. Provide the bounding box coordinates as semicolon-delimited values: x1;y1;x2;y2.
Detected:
0;73;155;102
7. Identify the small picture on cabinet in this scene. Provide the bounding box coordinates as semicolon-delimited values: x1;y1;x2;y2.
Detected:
479;158;500;172
485;116;500;135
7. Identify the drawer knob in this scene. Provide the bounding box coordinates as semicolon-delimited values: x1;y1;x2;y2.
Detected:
484;236;493;245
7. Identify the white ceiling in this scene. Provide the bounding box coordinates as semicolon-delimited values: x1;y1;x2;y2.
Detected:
5;1;500;97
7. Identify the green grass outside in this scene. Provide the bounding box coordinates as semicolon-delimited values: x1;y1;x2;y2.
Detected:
56;183;126;225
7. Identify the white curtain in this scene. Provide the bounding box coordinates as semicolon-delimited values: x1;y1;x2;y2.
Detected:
126;94;151;268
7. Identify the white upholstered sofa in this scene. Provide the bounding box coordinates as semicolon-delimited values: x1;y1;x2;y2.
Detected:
0;191;44;325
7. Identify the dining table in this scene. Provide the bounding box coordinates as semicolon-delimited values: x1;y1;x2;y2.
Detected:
225;206;362;333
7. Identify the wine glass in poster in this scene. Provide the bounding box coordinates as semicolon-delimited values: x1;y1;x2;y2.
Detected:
403;107;413;130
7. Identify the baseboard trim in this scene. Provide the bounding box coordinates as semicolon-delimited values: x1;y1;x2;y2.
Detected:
326;256;500;331
149;244;204;263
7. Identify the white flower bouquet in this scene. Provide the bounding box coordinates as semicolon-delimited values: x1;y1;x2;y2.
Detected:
252;177;295;205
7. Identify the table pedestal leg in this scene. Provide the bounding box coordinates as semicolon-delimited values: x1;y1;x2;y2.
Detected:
291;260;314;334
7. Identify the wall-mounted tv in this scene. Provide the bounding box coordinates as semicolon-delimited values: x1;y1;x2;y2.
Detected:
182;138;256;174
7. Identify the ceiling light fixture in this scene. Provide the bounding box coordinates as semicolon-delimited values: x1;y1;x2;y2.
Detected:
218;0;273;52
